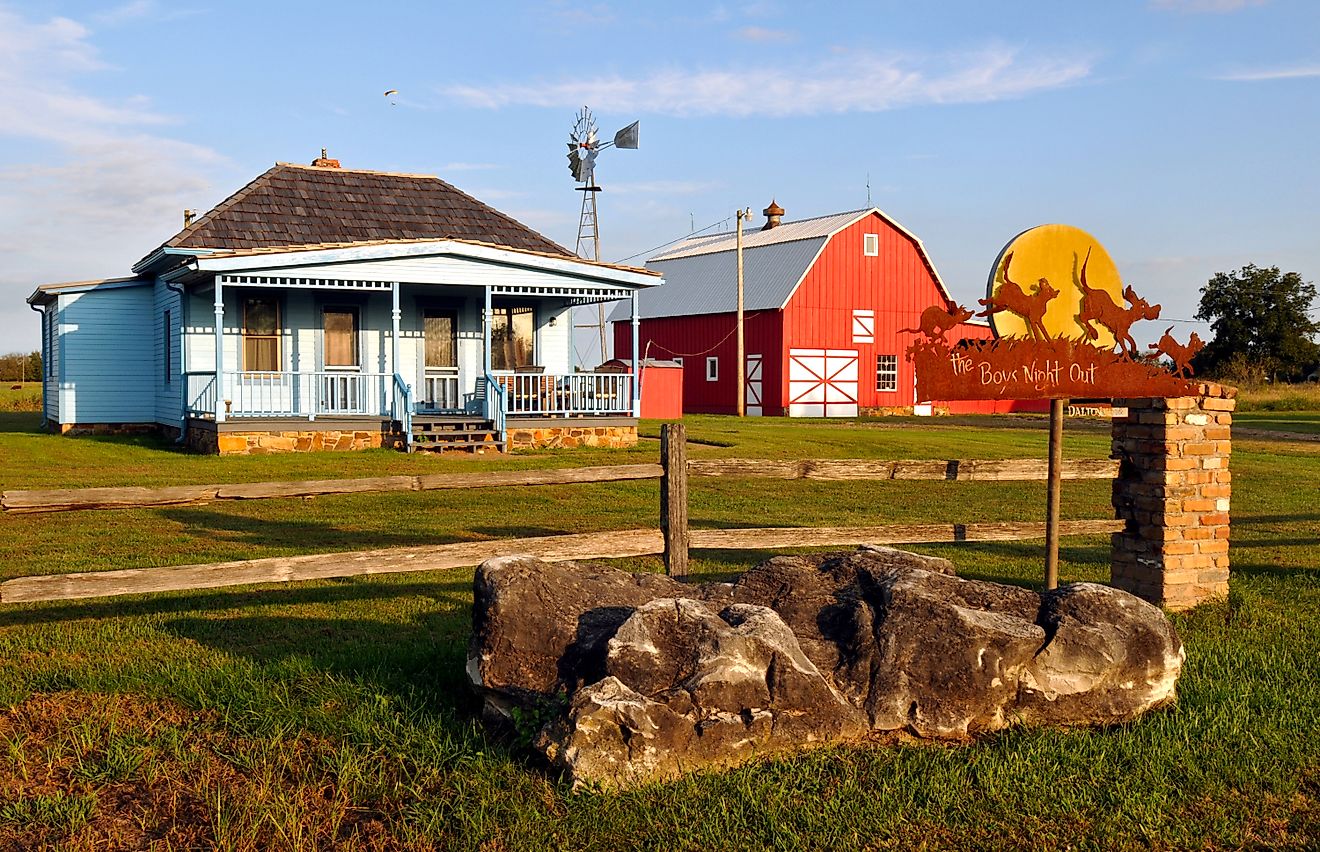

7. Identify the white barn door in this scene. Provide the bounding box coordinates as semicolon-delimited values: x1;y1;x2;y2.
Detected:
787;348;859;417
745;354;763;416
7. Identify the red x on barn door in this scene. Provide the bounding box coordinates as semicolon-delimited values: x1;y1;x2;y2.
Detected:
787;348;859;417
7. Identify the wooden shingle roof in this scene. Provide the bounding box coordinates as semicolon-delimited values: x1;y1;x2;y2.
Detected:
159;162;572;257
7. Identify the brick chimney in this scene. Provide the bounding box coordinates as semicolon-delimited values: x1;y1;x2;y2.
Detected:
762;199;784;230
311;147;341;168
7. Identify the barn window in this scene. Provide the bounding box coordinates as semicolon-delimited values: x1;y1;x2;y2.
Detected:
876;354;898;392
852;309;874;343
863;233;879;256
163;309;172;384
673;356;684;367
706;356;719;382
243;297;281;372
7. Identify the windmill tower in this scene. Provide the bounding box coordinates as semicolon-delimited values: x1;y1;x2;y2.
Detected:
566;106;639;366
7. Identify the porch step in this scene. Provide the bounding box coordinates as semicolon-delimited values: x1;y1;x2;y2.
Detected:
408;417;505;454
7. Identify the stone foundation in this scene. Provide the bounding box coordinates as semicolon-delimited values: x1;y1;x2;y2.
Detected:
1111;382;1235;610
188;424;403;455
506;424;637;450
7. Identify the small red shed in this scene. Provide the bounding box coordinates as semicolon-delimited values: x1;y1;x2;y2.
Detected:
612;203;1022;416
598;358;685;420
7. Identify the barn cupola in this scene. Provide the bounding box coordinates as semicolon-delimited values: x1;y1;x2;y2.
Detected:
311;147;341;168
762;199;784;230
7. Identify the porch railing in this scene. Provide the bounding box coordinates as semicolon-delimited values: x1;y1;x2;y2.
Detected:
183;370;631;422
499;372;633;417
185;372;217;417
184;371;390;419
392;373;413;451
420;373;462;412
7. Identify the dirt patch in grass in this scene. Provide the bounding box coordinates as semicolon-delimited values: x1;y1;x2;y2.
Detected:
0;691;405;851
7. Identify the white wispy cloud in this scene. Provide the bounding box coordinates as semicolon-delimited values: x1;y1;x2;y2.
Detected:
1214;63;1320;81
439;46;1093;117
735;25;792;43
0;7;230;348
1148;0;1267;12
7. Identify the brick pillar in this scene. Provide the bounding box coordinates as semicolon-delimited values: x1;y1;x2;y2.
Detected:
1110;382;1236;610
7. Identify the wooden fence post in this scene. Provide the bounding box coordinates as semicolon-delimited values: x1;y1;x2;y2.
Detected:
660;422;689;578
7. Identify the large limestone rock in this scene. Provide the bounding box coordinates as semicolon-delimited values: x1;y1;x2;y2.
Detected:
468;547;1184;788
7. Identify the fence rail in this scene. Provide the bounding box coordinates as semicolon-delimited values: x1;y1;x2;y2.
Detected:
1;458;1118;514
0;520;1124;605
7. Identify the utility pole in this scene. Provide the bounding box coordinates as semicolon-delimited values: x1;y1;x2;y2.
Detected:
735;207;751;417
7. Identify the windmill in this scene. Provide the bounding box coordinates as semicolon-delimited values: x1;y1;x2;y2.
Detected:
567;106;639;366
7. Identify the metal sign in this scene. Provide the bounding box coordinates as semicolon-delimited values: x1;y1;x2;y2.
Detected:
910;225;1204;401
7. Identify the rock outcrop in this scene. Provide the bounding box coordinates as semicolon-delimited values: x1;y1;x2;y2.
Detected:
468;547;1184;788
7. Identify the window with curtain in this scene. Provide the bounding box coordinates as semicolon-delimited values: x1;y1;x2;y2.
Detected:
243;297;280;372
323;307;360;368
424;309;458;369
491;304;535;370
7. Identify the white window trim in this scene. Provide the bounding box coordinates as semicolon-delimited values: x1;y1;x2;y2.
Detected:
706;356;719;382
876;353;898;392
852;309;875;344
673;356;684;367
863;233;879;256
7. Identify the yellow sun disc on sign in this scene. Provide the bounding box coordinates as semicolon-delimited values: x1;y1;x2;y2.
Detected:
986;224;1124;349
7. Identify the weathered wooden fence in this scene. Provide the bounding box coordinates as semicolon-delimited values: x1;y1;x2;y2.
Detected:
0;459;1116;514
0;425;1120;603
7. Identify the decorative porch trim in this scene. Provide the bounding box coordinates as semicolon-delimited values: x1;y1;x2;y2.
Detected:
215;273;393;292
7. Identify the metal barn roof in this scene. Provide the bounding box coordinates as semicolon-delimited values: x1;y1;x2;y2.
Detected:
614;207;951;322
622;237;828;320
648;209;868;261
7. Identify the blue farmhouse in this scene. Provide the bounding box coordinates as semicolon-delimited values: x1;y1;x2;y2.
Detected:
27;154;658;453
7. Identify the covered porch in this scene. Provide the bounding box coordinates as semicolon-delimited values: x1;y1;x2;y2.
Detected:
169;240;654;450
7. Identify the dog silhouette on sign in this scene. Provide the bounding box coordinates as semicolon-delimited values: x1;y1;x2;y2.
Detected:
900;304;974;344
1149;326;1205;377
1075;248;1161;359
978;251;1059;341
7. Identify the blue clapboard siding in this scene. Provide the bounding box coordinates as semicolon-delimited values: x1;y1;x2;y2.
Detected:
42;305;59;423
58;285;156;423
153;279;183;426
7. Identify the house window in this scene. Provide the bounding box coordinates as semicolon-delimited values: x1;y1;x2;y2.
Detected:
852;309;875;343
163;309;172;383
706;356;719;382
424;309;458;369
863;233;879;256
491;304;535;370
243;297;280;372
876;354;898;392
323;307;361;368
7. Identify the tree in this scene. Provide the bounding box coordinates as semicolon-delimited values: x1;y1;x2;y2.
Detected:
0;351;42;383
1193;264;1320;382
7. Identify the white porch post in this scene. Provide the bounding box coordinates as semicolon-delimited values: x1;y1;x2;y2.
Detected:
630;290;641;418
483;285;493;375
390;281;402;377
214;276;225;424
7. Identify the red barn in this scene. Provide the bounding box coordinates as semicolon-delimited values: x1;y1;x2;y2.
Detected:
613;203;1010;416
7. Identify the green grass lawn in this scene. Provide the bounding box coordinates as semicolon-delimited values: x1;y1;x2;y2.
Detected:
0;410;1317;849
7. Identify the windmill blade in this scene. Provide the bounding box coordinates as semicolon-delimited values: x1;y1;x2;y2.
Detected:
613;120;639;149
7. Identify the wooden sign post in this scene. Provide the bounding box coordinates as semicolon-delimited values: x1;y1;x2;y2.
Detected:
1045;398;1065;589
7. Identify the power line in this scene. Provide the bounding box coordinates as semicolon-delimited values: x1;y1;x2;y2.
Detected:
612;216;733;264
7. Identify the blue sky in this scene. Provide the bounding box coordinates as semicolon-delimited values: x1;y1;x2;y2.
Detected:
1;0;1317;359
